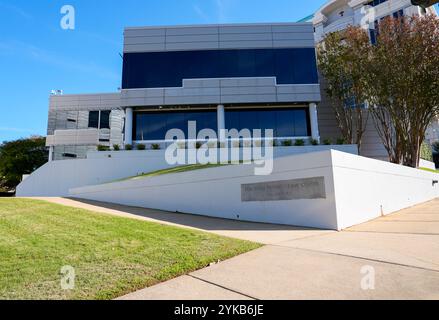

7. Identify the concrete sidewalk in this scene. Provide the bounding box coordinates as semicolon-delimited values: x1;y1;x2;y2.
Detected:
37;197;439;300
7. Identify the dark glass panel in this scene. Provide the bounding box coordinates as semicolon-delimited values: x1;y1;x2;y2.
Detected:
276;109;296;137
225;108;310;138
88;111;99;128
134;111;217;141
100;111;111;129
293;109;309;136
122;48;319;89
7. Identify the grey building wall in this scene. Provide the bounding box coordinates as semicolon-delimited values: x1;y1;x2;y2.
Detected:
123;23;316;53
48;93;124;160
121;78;321;108
317;75;389;160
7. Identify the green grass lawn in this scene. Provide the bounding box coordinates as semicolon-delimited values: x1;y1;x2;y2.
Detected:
0;198;261;300
108;164;228;184
420;167;439;174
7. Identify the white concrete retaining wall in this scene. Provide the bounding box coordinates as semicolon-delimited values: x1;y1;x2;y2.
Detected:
17;145;357;197
420;159;437;170
86;144;358;160
70;150;439;230
332;152;439;229
70;151;339;229
16;151;176;197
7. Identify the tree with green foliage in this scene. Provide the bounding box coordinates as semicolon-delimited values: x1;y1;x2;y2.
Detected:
420;142;434;162
318;27;370;154
319;15;439;168
0;136;48;192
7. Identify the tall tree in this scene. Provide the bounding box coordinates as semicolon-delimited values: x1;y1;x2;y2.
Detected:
318;28;370;153
319;15;439;168
0;136;48;192
363;15;439;167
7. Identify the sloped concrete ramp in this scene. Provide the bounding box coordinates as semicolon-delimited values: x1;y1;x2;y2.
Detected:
69;150;439;230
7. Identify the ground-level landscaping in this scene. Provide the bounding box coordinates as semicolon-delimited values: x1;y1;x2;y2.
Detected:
0;198;261;300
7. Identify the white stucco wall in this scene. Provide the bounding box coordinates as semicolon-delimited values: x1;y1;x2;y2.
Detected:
70;151;340;230
69;150;439;230
16;151;177;197
332;152;439;229
17;145;358;197
419;159;437;170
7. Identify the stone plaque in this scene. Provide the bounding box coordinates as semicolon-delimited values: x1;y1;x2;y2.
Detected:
241;177;326;202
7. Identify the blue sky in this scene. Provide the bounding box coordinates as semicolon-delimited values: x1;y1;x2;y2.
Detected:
0;0;437;142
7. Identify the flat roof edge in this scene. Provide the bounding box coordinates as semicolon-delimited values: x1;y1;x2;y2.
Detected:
124;21;313;31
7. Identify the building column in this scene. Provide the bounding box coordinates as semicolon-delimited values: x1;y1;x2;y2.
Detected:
217;104;226;141
124;107;133;146
309;103;320;143
48;146;54;162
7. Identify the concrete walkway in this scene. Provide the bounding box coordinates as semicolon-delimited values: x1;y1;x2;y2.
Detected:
37;197;439;300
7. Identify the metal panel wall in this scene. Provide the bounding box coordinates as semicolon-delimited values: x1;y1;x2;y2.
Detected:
124;23;315;53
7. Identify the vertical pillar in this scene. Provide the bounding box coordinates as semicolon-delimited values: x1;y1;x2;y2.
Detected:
217;104;226;142
124;107;133;146
48;146;54;162
309;103;320;143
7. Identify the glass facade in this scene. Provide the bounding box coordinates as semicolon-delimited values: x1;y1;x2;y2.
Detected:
134;108;310;141
122;48;319;89
88;111;99;128
365;0;388;7
225;108;310;137
88;110;111;129
134;110;217;141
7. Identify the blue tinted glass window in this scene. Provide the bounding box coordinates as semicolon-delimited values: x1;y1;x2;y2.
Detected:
100;111;111;129
134;111;217;141
225;108;310;138
88;111;99;128
276;110;295;137
122;48;319;89
293;109;309;136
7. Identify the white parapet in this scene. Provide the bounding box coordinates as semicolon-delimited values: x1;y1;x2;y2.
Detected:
69;150;439;231
16;145;358;198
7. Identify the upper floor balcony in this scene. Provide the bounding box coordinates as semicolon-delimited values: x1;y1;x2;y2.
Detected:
323;15;355;34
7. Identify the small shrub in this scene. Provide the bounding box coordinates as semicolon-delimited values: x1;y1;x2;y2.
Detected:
113;144;120;151
196;142;203;149
97;145;110;152
336;138;346;145
420;142;433;161
243;140;252;148
294;139;305;147
136;144;146;151
151;144;160;150
232;141;241;148
208;142;217;149
322;139;331;146
282;140;293;147
310;139;319;146
125;144;133;151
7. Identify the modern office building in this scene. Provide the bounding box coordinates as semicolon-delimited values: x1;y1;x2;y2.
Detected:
46;1;438;162
303;0;438;159
47;22;322;160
